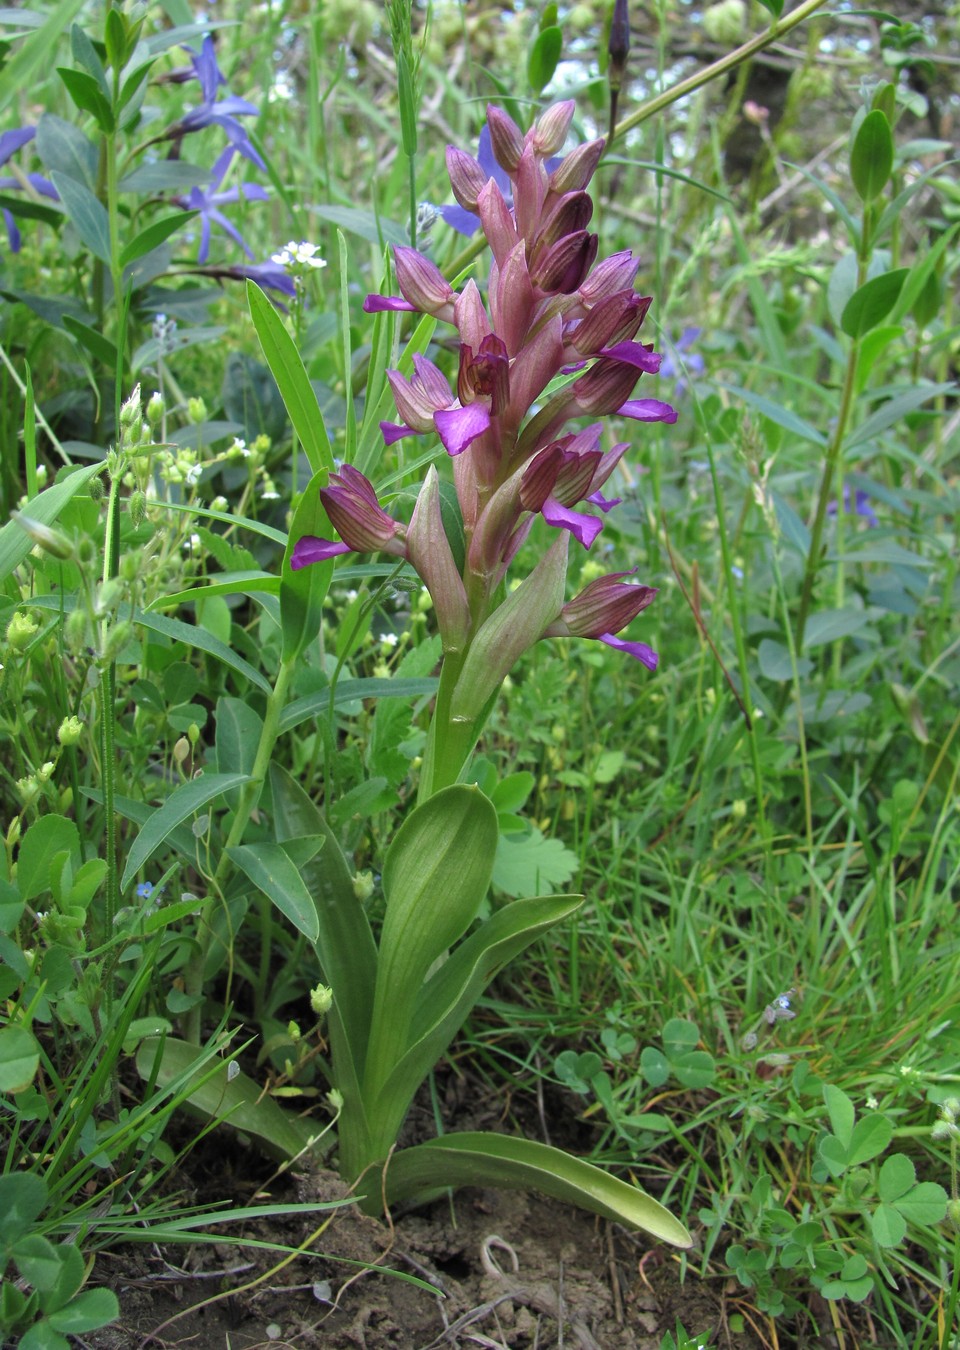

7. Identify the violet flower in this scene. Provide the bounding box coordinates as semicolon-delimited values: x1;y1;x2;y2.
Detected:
659;327;704;395
176;146;269;263
827;484;878;528
294;101;672;711
0;126;58;255
167;37;266;171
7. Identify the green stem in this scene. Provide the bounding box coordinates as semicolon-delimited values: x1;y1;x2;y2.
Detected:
612;0;829;141
181;657;296;1043
99;473;123;1008
793;337;860;656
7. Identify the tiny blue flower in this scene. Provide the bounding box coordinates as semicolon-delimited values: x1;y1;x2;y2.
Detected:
136;882;154;899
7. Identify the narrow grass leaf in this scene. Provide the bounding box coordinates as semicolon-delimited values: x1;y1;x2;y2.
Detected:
279;677;438;733
846;382;954;449
119;211;193;268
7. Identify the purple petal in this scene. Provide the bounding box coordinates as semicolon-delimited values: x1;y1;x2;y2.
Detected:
380;420;418;446
438;202;481;237
0;126;36;168
363;294;417;313
542;498;604;549
291;536;350;569
601;340;663;374
617;398;678;423
599;633;659;669
434;402;491;457
587;491;621;513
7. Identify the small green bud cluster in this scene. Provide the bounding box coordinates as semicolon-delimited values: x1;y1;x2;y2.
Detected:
6;611;40;652
310;984;334;1016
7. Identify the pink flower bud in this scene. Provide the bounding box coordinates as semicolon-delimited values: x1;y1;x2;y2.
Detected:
477;178;520;267
536;191;594;249
546;572;657;640
394;245;454;316
319;466;406;556
530;231;599;294
547;138;605;195
534;101;576;157
486;104;525;172
445;145;488;211
569;292;649;355
578;250;640;305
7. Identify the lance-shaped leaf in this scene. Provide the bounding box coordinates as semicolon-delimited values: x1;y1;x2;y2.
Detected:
367;893;583;1158
362;786;498;1100
247;281;333;477
120;773;252;889
358;1133;692;1246
227;840;323;943
268;763;377;1075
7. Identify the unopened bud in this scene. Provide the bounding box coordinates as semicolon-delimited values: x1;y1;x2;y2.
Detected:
101;619;133;663
120;384;142;429
310;984;334;1016
129;489;147;528
57;715;84;746
352;871;375;903
534;100;576;157
486;104;525;172
287;1020;302;1042
445;145;488;211
6;611;40;651
12;513;73;560
187;397;208;424
172;736;190;764
146;391;164;426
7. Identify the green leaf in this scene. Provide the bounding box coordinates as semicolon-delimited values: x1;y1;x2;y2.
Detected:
845;382;955;450
133;606;273;695
17;815;80;901
269;763;377;1075
363;787;498;1100
120;772;253;889
492;826;579;898
103;5;128;68
118;160;210;192
713;384;827;447
279;677;438;733
280;468;333;664
366;1133;692;1246
372;893;583;1154
870;1202;906;1248
817;1134;849;1179
850;109;893;202
890;223;958;324
846;1111;893;1165
893;1181;948;1226
310;204;408;249
0;463;102;584
528;24;561;96
0;0;88;123
246;281;333;477
878;1152;915;1202
19;1324;70;1350
149;570;280;610
47;1287;120;1334
757;638;812;682
0;1173;47;1240
215;695;263;805
49;171;111;263
62;314;119;368
823;1084;855;1149
12;1234;62;1293
119;211;192;268
135;1037;319;1160
56;66;114;130
227;842;321;943
803;608;871;649
0;1024;41;1093
840;269;908;339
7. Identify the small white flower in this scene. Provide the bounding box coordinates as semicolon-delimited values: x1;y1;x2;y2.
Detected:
185;463;202;486
866;1095;879;1110
380;631;398;648
184;533;202;552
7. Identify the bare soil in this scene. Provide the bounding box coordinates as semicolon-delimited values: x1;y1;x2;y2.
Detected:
87;1167;758;1350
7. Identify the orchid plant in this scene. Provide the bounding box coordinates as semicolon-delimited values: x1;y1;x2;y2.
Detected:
257;100;690;1245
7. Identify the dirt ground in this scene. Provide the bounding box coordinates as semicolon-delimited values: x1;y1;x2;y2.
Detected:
87;1167;760;1350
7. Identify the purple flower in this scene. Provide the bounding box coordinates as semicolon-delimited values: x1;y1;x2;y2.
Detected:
230;259;296;297
544;571;659;669
168;37;266;171
177;147;269;263
439;126;513;236
827;484;878;528
290;466;407;570
0;126;58;254
659;328;704;395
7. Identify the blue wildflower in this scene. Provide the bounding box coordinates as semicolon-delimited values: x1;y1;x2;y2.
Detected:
169;37;265;171
177;146;269;263
0;126;58;255
135;882;154;899
828;484;878;528
659;327;704;395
